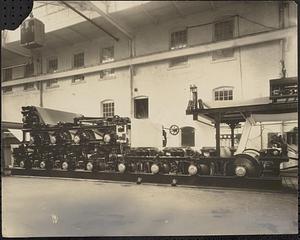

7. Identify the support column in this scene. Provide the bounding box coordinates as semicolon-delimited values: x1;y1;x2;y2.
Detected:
215;113;221;157
39;81;43;107
229;122;238;156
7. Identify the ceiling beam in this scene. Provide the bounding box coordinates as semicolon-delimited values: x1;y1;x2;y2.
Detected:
61;1;119;41
85;1;133;40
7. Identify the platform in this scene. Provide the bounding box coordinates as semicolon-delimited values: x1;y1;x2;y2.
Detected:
10;168;284;191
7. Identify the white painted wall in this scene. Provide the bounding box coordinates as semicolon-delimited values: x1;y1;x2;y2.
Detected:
2;1;297;150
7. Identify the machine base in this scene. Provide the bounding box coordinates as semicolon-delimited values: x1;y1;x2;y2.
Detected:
10;168;283;190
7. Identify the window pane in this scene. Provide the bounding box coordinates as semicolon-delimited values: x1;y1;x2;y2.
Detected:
170;30;187;50
214;88;233;101
73;52;84;68
169;56;188;67
215;20;234;41
72;74;85;83
102;101;114;117
24;83;35;90
47;58;58;73
46;79;59;88
25;62;34;77
3;68;12;81
213;19;234;60
3;86;13;93
215;91;219;100
101;47;114;63
224;90;228;100
181;127;195;147
100;69;115;79
212;48;234;60
134;98;149;119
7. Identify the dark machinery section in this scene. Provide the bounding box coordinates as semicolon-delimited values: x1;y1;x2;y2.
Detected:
12;105;291;182
270;77;298;103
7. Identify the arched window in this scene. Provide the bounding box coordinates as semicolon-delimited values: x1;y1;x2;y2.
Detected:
101;99;114;117
213;86;234;101
134;96;148;119
181;126;195;147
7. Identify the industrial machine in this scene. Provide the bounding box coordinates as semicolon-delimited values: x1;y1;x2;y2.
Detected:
10;77;298;189
20;14;45;49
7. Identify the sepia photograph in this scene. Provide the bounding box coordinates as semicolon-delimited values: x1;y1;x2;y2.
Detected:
1;0;298;238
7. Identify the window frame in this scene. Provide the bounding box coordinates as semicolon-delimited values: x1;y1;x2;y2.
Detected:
181;126;195;147
45;79;59;89
169;28;188;68
71;74;85;84
73;52;85;69
213;86;234;101
24;61;34;78
47;56;58;73
134;96;149;119
170;29;188;50
100;68;116;80
101;99;115;118
3;68;12;81
3;86;13;94
101;46;115;64
23;82;36;91
212;16;237;61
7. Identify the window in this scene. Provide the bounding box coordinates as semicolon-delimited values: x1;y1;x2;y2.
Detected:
101;46;114;63
212;18;235;60
214;19;234;41
100;69;115;79
134;97;148;119
286;128;298;145
72;74;85;83
3;68;12;81
3;86;13;93
170;29;188;67
46;79;59;88
170;29;187;50
181;126;195;147
100;47;115;78
214;87;233;101
24;82;35;91
47;57;58;73
24;62;34;77
170;56;188;68
102;100;115;117
73;52;84;68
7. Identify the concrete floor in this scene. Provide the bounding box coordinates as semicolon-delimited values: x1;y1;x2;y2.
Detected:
2;176;298;237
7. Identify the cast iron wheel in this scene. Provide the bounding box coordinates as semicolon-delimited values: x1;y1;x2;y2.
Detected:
198;164;210;175
226;154;263;177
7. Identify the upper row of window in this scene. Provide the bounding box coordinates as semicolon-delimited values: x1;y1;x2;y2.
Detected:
170;18;235;66
3;18;236;85
47;46;114;73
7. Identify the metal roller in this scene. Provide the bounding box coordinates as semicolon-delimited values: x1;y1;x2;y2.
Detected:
227;151;262;177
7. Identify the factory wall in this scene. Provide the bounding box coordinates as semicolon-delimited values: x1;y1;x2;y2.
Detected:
2;1;297;150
